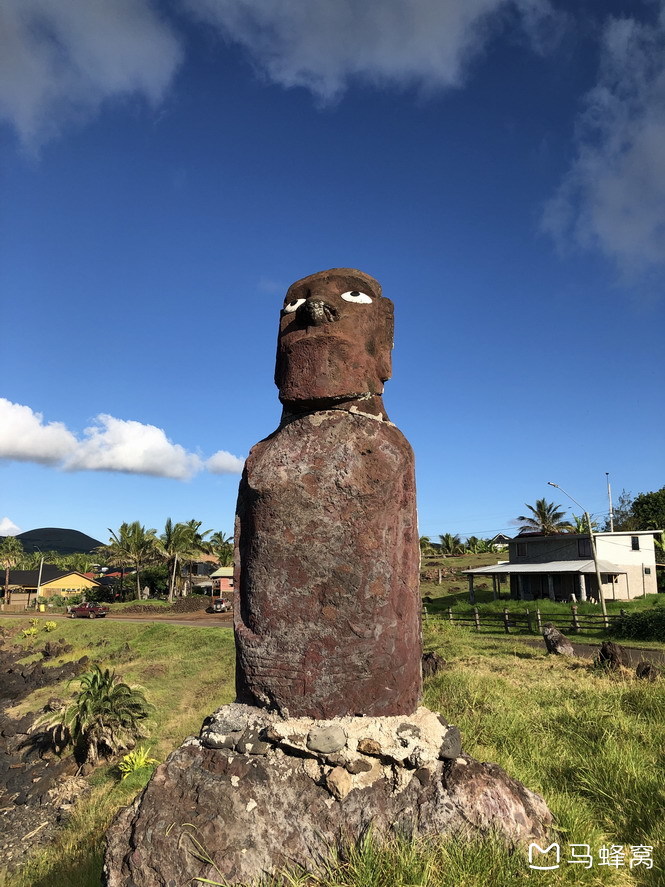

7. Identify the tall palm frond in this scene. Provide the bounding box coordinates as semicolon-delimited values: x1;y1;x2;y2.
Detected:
516;499;570;535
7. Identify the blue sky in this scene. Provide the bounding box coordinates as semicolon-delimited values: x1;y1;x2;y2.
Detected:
1;0;664;546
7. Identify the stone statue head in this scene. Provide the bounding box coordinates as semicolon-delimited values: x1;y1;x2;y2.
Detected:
275;268;394;408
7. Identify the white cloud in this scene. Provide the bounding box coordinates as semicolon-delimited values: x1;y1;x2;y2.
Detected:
207;450;246;474
542;6;665;278
0;398;244;479
66;414;203;480
0;0;182;148
186;0;557;101
0;517;22;536
1;0;561;147
0;397;77;464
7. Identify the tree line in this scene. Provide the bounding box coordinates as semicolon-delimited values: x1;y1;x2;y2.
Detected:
420;486;665;555
0;519;234;603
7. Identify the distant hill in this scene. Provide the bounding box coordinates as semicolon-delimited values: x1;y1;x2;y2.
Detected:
11;527;104;555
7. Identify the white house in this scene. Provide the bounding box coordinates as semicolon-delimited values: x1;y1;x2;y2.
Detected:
463;530;661;602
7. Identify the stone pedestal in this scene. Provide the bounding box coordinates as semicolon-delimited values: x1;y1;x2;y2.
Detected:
103;704;552;887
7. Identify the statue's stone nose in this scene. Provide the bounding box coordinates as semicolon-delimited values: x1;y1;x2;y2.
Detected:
297;298;338;326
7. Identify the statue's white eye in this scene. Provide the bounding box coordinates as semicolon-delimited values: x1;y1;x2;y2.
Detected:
283;298;306;314
341;291;372;304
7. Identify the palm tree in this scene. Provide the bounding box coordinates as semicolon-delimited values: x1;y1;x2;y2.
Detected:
181;520;212;596
60;552;97;574
439;533;464;556
419;536;434;557
568;513;599;534
209;531;234;567
36;665;153;765
465;536;481;554
516;498;570;535
102;523;159;600
17;550;44;570
0;536;24;605
158;519;199;602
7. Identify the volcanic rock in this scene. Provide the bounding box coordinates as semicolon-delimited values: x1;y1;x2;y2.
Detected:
542;624;575;656
103;704;552;886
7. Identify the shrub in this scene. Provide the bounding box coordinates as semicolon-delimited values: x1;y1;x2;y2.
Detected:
21;626;38;638
610;605;665;641
117;746;159;779
43;621;57;632
35;665;154;765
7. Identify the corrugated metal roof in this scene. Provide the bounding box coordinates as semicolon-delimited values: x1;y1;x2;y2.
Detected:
463;559;626;575
210;566;234;578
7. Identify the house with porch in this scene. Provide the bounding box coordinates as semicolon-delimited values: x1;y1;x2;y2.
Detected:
463;530;661;602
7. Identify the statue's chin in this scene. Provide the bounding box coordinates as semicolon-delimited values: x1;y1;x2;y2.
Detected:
276;335;383;405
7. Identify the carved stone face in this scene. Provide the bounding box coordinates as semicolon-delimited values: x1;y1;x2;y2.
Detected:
275;268;394;407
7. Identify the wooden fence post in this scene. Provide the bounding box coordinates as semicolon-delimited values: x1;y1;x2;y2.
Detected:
448;607;454;624
526;608;533;634
473;606;480;631
503;608;510;634
438;568;442;585
571;604;580;633
536;607;542;634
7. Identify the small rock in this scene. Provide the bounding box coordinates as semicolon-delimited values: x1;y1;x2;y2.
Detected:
326;766;352;800
200;731;241;750
422;652;446;678
236;727;270;756
303;759;322;781
357;738;382;756
345;758;372;775
306;725;347;755
439;726;462;761
597;641;628;670
542;624;575;656
636;661;659;681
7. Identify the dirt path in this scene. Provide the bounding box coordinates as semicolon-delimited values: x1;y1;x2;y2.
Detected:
0;611;233;628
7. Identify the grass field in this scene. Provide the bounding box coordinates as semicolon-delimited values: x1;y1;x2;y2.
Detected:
1;615;664;887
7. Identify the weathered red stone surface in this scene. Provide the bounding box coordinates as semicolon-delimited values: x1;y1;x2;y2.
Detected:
234;268;422;718
275;268;393;410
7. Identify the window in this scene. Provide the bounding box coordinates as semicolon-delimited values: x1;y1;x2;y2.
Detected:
578;538;592;558
516;542;528;557
631;536;640;551
645;567;651;575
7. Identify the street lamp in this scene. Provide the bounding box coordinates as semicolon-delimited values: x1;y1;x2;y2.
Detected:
547;481;608;622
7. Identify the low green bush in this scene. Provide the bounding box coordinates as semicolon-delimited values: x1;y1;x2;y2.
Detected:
611;605;665;641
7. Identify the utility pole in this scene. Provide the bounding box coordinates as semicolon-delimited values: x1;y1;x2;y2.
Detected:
548;482;608;623
606;472;614;532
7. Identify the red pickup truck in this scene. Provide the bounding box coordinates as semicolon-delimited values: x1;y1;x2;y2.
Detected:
69;602;109;619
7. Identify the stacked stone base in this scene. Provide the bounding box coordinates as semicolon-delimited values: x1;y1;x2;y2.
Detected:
103;704;551;886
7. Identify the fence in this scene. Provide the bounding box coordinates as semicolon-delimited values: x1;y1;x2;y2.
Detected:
425;605;626;635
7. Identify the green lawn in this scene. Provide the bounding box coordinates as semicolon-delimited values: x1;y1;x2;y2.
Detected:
2;616;664;887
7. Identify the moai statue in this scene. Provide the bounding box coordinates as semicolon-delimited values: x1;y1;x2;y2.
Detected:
234;269;421;718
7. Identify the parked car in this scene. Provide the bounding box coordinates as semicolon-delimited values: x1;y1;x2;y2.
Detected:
212;597;231;613
69;602;109;619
